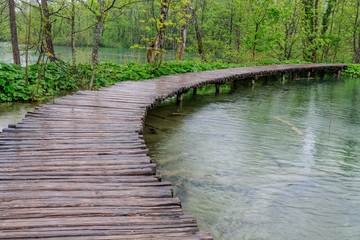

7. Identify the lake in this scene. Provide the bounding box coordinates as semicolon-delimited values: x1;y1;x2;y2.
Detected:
0;42;195;66
144;75;360;240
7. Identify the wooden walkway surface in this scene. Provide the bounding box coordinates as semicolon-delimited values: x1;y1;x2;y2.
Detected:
0;64;347;239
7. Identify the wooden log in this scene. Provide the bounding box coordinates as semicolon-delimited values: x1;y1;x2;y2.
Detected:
263;76;268;85
215;83;221;95
290;71;295;80
177;93;183;105
281;73;286;85
251;76;257;87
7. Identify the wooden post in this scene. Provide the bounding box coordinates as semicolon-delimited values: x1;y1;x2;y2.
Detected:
291;72;295;80
215;83;221;95
281;73;286;85
307;71;311;79
251;76;257;88
177;93;182;105
193;87;197;95
232;80;238;91
263;76;268;85
337;69;341;79
320;70;325;79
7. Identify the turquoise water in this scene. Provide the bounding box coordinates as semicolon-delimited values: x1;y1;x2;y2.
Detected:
144;76;360;240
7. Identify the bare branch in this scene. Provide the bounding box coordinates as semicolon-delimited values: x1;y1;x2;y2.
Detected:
112;0;143;11
49;1;67;16
104;0;117;12
74;22;94;33
19;0;41;10
78;0;97;15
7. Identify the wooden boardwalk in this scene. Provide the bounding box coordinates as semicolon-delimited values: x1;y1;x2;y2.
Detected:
0;64;346;239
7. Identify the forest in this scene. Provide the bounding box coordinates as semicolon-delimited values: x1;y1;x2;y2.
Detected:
1;0;360;101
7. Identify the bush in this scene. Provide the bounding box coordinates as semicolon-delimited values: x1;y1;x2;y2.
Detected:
343;64;360;77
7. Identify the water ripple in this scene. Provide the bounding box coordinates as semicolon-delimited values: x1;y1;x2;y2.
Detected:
145;77;360;240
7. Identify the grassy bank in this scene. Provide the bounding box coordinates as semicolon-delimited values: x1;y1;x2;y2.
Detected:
1;59;351;103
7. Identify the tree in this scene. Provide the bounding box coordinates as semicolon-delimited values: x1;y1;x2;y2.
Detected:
41;0;56;62
302;0;320;62
320;0;338;61
147;0;171;65
245;0;277;62
353;0;360;63
70;0;76;66
175;0;190;60
8;0;21;65
80;0;117;89
275;0;301;60
190;6;206;61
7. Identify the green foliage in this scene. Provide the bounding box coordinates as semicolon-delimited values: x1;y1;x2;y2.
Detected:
0;59;312;103
343;64;360;77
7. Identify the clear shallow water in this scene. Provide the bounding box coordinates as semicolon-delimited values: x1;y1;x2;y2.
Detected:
0;102;39;132
144;76;360;240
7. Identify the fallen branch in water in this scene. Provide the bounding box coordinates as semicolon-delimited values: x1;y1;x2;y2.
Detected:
274;116;303;136
329;105;334;130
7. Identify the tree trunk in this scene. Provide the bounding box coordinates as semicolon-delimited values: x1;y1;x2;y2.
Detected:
229;9;233;45
235;21;240;51
8;0;21;65
354;0;360;63
175;1;190;60
71;0;76;67
89;15;103;90
150;0;170;64
252;23;259;62
311;0;319;61
303;0;319;62
25;0;32;88
355;50;360;63
41;0;56;62
321;0;336;61
191;7;206;62
355;29;360;63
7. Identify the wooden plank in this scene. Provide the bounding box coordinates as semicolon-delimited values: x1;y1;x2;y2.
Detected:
0;197;182;209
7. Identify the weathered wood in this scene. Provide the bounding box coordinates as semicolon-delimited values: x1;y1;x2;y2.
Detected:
291;71;296;80
177;93;183;105
263;76;268;85
215;83;221;95
0;64;347;239
281;73;286;85
251;76;257;87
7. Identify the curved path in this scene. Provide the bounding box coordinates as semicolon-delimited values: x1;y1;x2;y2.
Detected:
0;64;347;239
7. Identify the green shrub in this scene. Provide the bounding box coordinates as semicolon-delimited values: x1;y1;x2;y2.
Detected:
343;64;360;77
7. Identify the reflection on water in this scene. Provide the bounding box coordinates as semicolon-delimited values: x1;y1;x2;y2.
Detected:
144;76;360;240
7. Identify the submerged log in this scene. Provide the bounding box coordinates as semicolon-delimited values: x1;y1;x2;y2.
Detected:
274;116;303;136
